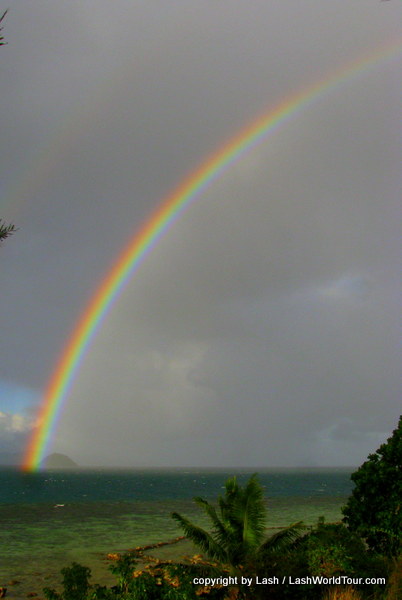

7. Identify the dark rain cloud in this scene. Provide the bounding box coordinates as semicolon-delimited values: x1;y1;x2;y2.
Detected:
0;1;400;466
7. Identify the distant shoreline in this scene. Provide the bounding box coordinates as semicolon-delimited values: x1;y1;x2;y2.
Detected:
0;464;357;471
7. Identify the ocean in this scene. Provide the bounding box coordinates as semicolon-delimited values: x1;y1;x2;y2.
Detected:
0;467;354;599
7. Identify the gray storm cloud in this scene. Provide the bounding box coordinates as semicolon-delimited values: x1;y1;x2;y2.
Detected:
0;1;400;466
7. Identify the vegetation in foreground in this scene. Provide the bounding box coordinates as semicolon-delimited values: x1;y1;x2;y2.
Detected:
37;415;401;599
342;416;401;559
41;520;396;600
171;473;305;581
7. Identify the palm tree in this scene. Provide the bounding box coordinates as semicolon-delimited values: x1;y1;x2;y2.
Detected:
171;474;304;579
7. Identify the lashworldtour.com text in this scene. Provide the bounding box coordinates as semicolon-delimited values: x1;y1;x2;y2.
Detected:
192;575;386;587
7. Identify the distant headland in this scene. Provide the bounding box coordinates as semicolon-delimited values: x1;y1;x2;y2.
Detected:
41;453;78;469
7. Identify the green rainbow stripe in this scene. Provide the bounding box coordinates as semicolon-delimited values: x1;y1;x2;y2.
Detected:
22;39;402;470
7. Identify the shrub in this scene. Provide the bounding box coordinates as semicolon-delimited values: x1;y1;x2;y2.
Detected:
43;563;91;600
342;416;402;557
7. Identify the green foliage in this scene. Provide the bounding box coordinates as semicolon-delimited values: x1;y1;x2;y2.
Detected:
172;474;266;570
171;473;305;587
305;521;388;590
43;557;204;600
126;567;209;600
306;522;363;577
307;537;351;577
342;416;402;557
90;585;116;600
108;553;137;594
44;563;91;600
128;572;164;599
250;521;388;600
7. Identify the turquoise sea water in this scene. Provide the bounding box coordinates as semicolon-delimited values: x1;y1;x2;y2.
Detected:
0;467;353;599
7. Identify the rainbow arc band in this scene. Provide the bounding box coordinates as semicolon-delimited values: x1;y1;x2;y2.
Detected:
22;39;402;471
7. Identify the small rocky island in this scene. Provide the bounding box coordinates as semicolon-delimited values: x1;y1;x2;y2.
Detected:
41;453;78;469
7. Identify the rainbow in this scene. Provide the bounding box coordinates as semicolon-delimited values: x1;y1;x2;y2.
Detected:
22;40;401;471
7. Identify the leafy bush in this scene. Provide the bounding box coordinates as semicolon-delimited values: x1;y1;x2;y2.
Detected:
342;416;402;557
44;563;91;600
305;522;364;577
43;555;227;600
249;520;388;600
306;537;352;577
108;553;137;594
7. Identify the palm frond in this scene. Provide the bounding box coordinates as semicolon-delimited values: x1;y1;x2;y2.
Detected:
259;522;306;556
0;220;16;243
0;10;8;46
171;512;227;564
238;474;266;548
224;476;239;497
193;497;233;548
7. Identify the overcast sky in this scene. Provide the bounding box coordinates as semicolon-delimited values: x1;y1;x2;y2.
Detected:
0;1;400;467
